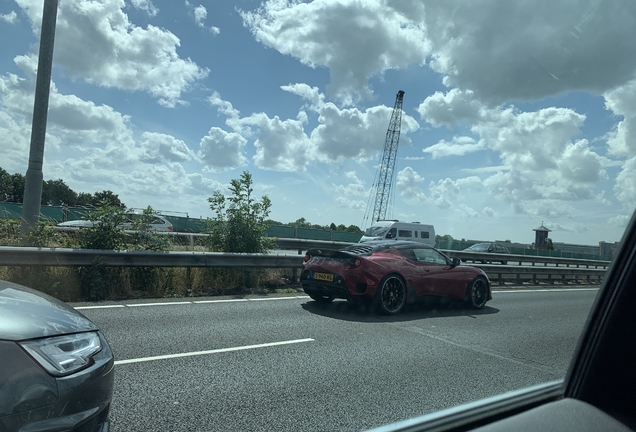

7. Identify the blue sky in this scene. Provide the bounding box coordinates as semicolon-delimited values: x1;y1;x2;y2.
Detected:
1;0;635;246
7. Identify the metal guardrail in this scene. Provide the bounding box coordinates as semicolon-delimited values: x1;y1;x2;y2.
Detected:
51;228;611;269
0;246;606;286
0;247;300;268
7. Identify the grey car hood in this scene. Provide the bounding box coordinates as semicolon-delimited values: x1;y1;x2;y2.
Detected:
0;280;97;341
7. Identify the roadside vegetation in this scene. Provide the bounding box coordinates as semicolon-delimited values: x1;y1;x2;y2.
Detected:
0;171;301;302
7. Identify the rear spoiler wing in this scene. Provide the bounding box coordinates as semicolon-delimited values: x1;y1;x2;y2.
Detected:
306;249;355;260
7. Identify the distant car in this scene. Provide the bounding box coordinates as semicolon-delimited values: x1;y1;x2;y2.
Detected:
462;242;510;264
59;212;174;232
0;280;114;432
301;240;491;315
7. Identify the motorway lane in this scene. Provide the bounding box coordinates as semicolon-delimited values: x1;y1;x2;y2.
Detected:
77;289;598;431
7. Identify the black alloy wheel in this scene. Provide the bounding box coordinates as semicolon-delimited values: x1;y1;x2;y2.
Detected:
467;276;488;309
377;275;406;315
309;293;335;303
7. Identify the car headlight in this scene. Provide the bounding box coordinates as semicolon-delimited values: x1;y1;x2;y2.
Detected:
20;332;103;376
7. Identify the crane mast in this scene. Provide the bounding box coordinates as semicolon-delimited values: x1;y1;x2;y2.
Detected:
365;90;405;225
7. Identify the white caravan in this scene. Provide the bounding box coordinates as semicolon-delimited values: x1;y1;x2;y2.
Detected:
359;221;435;246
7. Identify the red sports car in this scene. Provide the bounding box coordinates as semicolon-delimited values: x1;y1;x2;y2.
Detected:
301;240;492;314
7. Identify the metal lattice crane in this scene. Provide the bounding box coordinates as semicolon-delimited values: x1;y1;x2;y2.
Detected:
363;90;405;226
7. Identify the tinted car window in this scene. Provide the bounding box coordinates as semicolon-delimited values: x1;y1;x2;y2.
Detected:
398;230;412;237
413;248;448;265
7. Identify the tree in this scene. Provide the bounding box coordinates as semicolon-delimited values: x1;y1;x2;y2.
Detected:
291;217;312;228
93;190;126;209
547;238;554;251
76;192;95;207
206;171;273;253
346;224;363;234
0;168;12;202
330;223;337;231
42;179;78;206
7;173;25;203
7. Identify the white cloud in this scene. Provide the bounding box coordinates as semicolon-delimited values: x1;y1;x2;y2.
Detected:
140;132;194;163
614;157;636;211
333;171;367;197
458;204;479;220
423;0;636;104
550;222;591;233
396;167;426;205
608;214;631;229
198;127;247;172
335;196;366;211
428;178;460;209
1;11;17;23
456;176;483;190
185;1;220;34
0;72;136;156
283;84;419;163
604;79;636;158
240;113;311;172
242;0;429;102
207;86;420;172
16;0;208;107
483;207;496;217
417;89;486;128
420;88;609;216
423;136;485;159
130;0;158;17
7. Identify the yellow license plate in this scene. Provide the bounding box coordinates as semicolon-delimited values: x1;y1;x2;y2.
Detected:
313;272;334;282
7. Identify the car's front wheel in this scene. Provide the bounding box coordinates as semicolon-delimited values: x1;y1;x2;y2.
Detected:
466;276;489;309
376;275;406;315
308;293;335;303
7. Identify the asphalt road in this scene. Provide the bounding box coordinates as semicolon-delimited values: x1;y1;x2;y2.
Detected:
76;288;598;432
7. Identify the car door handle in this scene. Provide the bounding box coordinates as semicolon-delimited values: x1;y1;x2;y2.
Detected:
424;269;430;272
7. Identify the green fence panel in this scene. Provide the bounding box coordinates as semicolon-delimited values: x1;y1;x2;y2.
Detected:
297;227;331;240
264;225;295;238
332;231;362;242
0;202;22;219
160;216;207;232
66;208;93;221
39;206;63;222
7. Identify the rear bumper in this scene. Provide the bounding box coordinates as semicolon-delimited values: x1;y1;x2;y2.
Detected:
301;269;349;298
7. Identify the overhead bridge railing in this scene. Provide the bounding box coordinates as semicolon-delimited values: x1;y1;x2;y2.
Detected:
0;246;607;286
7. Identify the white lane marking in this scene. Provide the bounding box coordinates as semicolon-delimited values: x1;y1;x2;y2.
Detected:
114;338;315;365
75;305;125;310
193;299;249;304
493;288;599;293
249;296;309;301
127;301;192;307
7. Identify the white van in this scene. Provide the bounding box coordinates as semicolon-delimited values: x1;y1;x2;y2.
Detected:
359;221;435;246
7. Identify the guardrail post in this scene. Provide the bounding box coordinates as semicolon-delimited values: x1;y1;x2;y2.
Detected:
532;274;537;285
548;274;553;285
498;273;503;285
292;267;298;283
189;235;194;251
516;273;522;285
562;274;567;285
587;275;591;284
186;267;192;296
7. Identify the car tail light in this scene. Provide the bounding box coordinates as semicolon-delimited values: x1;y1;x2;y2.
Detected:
168;226;173;231
303;253;310;262
348;258;362;267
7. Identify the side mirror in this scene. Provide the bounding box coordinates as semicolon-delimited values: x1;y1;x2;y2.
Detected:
452;257;461;266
